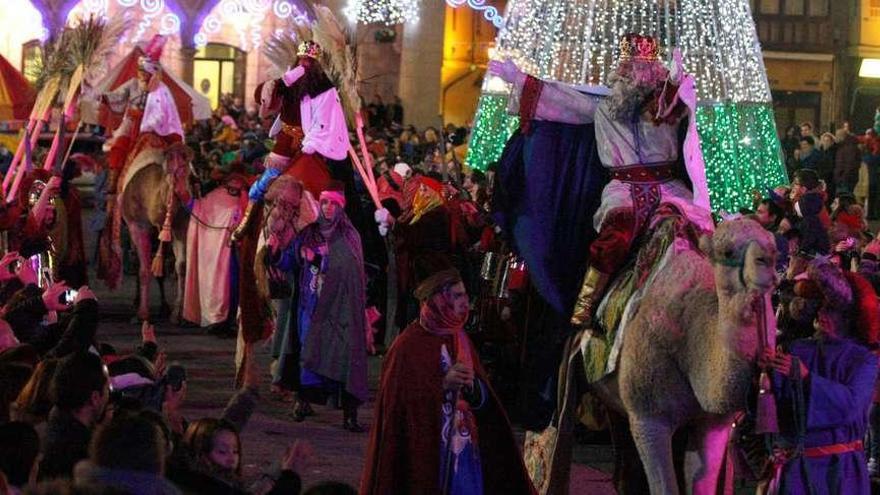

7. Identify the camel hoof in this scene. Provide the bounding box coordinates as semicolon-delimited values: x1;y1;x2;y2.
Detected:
169;311;181;327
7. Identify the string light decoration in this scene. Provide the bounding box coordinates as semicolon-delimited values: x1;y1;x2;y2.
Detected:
467;0;788;212
445;0;504;28
343;0;421;25
68;0;181;45
194;0;310;50
466;93;519;171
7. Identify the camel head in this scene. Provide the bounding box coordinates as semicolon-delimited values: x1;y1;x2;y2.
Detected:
699;218;778;296
164;143;196;201
264;175;316;249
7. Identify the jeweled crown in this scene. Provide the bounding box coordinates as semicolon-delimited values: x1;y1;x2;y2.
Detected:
296;40;322;60
619;33;660;62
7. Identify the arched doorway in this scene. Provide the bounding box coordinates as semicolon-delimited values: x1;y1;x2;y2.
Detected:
193;43;246;110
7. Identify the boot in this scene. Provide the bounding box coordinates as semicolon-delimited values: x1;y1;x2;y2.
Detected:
230;201;258;244
343;406;365;433
570;266;611;328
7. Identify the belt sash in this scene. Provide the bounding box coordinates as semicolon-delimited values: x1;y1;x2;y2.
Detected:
610;162;676;232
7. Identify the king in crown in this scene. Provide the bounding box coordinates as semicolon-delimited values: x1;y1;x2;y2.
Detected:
489;33;712;330
230;38;349;242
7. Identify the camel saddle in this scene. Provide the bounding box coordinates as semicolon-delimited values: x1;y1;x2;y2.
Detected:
581;211;704;384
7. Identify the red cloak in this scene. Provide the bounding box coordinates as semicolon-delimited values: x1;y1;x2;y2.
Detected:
360;322;536;495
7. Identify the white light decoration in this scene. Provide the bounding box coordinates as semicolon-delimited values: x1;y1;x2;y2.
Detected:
194;0;310;50
445;0;503;28
343;0;421;26
493;0;772;104
67;0;182;45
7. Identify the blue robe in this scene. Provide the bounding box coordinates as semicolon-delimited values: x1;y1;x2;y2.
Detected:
774;337;879;495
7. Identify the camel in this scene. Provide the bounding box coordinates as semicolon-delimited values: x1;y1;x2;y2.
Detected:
584;217;778;495
119;143;193;322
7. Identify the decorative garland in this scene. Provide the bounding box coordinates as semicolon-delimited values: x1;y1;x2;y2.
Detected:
445;0;503;29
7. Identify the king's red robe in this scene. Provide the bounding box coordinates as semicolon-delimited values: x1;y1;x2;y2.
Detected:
360;322;536;495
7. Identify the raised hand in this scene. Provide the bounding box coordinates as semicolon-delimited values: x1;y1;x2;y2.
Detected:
0;252;20;282
41;281;70;312
487;59;522;84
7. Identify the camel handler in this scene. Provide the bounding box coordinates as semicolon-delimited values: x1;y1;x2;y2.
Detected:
490;33;714;330
101;34;184;211
230;40;349;243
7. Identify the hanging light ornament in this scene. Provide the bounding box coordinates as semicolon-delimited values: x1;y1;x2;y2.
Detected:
344;0;421;25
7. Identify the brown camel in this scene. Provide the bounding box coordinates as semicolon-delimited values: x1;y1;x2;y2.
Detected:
583;217;778;495
119;143;193;322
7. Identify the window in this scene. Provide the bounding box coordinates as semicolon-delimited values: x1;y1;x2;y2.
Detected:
193;43;246;110
872;0;880;18
784;0;804;15
807;0;828;16
760;0;780;15
21;39;41;84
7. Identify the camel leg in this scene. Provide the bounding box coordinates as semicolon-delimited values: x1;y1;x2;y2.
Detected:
128;223;154;322
608;411;649;495
170;236;186;326
629;416;679;495
684;416;734;495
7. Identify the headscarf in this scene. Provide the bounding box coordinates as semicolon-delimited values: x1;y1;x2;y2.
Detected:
416;269;468;336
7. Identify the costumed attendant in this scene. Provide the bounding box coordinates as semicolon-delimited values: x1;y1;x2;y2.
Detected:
763;258;879;494
271;182;368;431
231;40;348;242
490;34;713;329
360;269;536;495
101;34;183;206
181;170;247;333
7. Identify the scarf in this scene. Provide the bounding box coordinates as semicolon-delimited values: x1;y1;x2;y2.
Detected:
419;288;471;369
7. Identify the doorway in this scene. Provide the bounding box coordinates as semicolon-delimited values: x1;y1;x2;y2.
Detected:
193;43;246;110
771;90;822;136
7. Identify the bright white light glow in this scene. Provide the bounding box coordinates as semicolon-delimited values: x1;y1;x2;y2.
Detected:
859;59;880;79
343;0;420;25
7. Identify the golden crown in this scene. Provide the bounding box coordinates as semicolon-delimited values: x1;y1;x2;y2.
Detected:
619;34;660;62
296;40;322;60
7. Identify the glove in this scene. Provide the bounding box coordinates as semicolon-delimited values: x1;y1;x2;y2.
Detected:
374;208;392;237
283;66;305;86
374;208;391;224
487;59;522;84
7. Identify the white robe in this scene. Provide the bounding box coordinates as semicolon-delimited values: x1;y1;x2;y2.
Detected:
183;188;243;327
509;73;713;232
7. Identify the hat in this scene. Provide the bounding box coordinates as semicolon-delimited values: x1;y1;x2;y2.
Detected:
418;176;443;193
319;180;346;207
138;35;166;75
808;257;880;345
393;162;411;178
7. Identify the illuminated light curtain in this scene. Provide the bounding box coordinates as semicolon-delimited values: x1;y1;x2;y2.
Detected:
467;0;788;213
343;0;421;25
